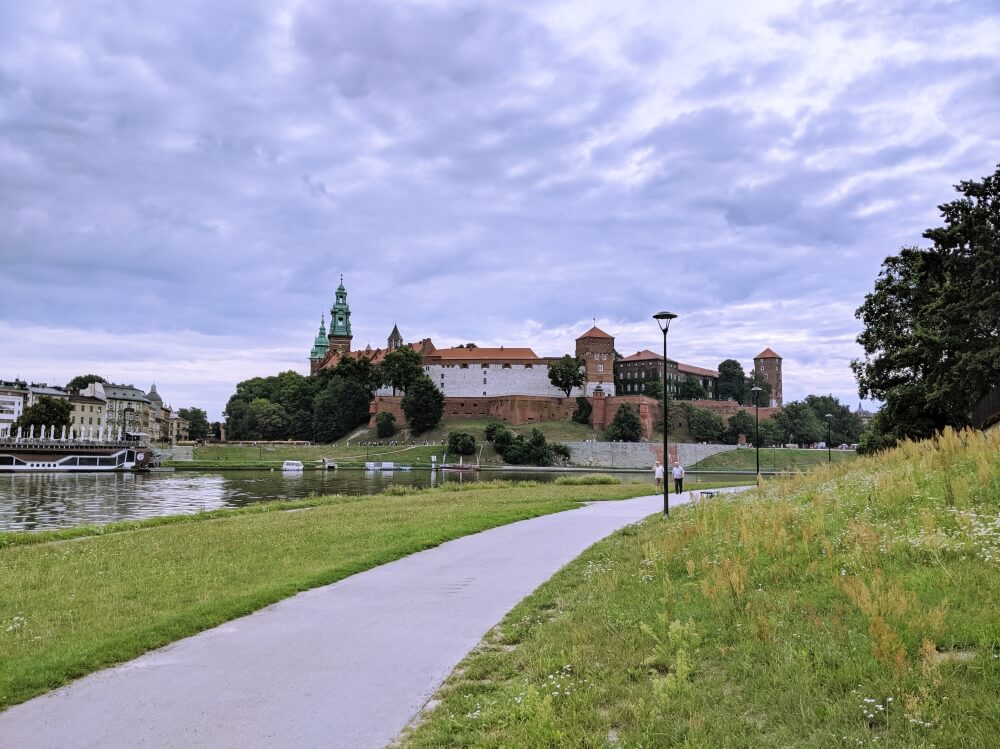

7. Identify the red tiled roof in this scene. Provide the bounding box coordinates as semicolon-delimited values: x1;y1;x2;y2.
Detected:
576;326;613;340
619;349;664;362
677;362;719;378
426;347;539;361
755;347;781;359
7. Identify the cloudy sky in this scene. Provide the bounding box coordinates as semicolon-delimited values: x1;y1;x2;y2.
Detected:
1;0;997;420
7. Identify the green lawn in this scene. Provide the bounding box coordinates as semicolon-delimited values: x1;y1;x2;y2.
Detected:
690;445;858;472
0;479;655;711
401;428;1000;748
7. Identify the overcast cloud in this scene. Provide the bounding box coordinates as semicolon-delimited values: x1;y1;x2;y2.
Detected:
1;0;998;419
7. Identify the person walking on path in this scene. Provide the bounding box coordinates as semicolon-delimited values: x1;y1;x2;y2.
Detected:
653;460;664;489
672;461;685;494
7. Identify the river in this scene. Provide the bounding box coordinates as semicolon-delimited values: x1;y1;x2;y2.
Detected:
0;468;753;532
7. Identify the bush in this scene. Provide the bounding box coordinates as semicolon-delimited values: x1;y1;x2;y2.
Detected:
375;412;396;438
401;375;444;435
447;431;476;455
484;421;506;442
551;442;571;462
491;427;562;466
491;427;515;451
689;407;724;442
572;397;592;425
606;403;642;442
553;473;621;485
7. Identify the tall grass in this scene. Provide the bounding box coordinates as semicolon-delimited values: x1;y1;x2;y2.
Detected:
402;428;1000;748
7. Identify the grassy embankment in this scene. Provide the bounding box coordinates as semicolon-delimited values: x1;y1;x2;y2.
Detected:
690;446;858;473
167;419;602;469
0;478;665;711
401;428;1000;748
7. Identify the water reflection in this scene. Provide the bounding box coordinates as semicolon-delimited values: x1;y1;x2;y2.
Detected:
0;469;658;532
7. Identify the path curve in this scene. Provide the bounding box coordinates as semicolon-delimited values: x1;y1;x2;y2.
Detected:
0;488;747;749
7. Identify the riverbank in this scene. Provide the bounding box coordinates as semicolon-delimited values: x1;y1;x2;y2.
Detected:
401;428;1000;747
1;478;682;710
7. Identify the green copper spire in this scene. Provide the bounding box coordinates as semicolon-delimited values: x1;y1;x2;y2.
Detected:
310;314;330;361
329;274;352;338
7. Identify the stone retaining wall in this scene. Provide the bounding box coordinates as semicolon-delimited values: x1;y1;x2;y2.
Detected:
565;441;735;469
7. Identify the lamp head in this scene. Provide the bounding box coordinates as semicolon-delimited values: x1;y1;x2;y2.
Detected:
825;413;833;419
653;310;678;333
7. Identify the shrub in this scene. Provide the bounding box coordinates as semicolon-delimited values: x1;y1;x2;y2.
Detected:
572;397;592;424
606;403;642;442
484;421;506;442
447;431;476;455
375;412;396;438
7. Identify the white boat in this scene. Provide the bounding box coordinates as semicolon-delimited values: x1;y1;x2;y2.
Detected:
281;460;304;472
0;439;151;472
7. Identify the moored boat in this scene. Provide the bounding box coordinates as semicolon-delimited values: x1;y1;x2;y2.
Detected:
0;438;153;472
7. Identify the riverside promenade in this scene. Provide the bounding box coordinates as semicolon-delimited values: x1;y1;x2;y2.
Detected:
0;488;748;749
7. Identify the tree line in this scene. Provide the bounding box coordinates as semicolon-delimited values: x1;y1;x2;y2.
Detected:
225;348;443;442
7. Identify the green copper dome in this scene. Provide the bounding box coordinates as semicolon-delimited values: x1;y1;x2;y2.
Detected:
310;315;330;361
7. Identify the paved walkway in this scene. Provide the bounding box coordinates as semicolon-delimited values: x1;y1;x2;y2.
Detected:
0;488;747;749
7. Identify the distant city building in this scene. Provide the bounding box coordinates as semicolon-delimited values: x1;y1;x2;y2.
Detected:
90;383;152;436
0;380;28;438
69;393;106;438
615;351;721;398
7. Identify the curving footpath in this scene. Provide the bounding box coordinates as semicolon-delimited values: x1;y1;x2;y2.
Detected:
0;488;748;749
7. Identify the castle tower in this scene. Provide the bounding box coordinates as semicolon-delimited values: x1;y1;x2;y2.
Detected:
387;323;403;351
753;347;783;407
327;276;353;354
575;325;616;396
309;315;330;374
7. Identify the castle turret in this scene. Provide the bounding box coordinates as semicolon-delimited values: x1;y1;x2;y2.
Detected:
387;323;403;351
575;325;616;396
328;276;353;355
309;315;330;374
753;347;783;407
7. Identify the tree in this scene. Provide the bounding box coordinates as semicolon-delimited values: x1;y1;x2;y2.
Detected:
802;394;863;446
717;360;746;402
775;401;824;445
572;396;592;424
375;412;396;438
249;398;289;441
381;347;424;394
548;355;585;397
677;375;708;400
65;374;107;392
12;396;73;435
643;377;663;399
177;407;211;440
484;421;506;442
447;431;476;455
401;375;444;434
312;377;370;442
758;417;782;447
326;356;382;397
688;408;724;442
723;410;755;445
606;403;642;442
852;164;1000;448
742;372;772;408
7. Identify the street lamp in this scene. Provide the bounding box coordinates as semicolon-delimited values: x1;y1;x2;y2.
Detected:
751;386;762;479
824;413;833;463
653;310;678;517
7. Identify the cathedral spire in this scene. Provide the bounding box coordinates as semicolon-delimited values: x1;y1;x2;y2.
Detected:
328;275;353;353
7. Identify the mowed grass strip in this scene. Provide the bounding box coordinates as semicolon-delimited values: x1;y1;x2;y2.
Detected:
0;480;655;710
401;429;1000;748
690;445;858;472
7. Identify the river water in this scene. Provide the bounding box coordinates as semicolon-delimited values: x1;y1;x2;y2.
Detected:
0;469;753;532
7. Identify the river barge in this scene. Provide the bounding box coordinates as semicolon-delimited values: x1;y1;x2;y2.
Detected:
0;437;153;472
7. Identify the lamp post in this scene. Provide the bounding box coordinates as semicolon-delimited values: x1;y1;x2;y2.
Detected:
825;413;833;463
751;386;762;479
653;310;678;517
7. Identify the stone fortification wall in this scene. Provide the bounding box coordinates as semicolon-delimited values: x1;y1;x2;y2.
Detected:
565;441;735;469
687;400;782;423
427;363;583;399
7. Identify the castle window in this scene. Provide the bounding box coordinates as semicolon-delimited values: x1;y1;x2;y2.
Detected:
483;378;487;384
597;365;604;373
483;391;487;396
502;363;511;369
481;363;489;369
460;363;468;369
525;363;533;368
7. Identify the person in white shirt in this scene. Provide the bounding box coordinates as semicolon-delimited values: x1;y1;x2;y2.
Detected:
672;461;685;493
653;461;664;489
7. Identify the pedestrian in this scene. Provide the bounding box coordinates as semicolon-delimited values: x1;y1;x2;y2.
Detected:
653;460;664;489
672;461;685;494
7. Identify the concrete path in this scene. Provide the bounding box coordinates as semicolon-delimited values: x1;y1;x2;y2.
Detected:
0;488;747;749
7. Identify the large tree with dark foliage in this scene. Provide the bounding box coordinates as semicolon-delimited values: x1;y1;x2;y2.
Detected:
12;396;73;435
677;375;708;400
852;165;1000;451
177;407;211;440
606;403;642;442
802;395;863;446
312;377;371;442
547;355;585;397
381;347;424;394
716;360;746;402
401;375;444;435
65;374;107;391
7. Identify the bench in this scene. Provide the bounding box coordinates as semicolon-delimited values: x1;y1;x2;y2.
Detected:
698;490;720;499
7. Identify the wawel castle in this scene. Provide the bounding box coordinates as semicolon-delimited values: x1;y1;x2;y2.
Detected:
306;279;784;420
